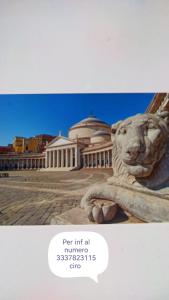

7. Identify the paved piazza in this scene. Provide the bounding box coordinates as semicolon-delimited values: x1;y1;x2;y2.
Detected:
0;169;142;225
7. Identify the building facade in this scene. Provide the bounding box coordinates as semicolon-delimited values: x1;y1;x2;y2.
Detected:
13;134;55;154
1;93;168;172
0;115;113;171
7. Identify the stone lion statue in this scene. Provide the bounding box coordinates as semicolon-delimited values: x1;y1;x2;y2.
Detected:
81;111;169;223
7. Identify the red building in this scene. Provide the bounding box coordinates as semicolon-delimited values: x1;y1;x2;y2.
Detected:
0;145;13;154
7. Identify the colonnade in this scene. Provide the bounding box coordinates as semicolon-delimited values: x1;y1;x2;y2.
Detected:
82;149;112;168
46;147;76;168
0;148;112;171
0;157;45;170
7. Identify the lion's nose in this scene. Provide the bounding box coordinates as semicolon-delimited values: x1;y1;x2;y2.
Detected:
126;143;141;157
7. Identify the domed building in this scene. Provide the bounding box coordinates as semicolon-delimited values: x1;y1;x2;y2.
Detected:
42;115;113;170
90;130;111;145
0;94;168;172
68;116;111;143
0;115;113;171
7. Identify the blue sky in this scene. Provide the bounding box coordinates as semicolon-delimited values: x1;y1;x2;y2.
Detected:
0;93;154;146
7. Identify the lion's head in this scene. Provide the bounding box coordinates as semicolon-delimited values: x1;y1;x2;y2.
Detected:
112;111;169;179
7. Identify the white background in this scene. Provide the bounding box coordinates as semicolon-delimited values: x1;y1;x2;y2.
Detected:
1;0;169;93
0;1;169;299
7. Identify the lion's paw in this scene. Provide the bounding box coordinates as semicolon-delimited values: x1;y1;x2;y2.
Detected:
85;202;118;224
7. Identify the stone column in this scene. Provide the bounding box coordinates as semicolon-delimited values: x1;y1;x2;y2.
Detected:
103;151;106;168
61;149;64;168
64;149;66;167
70;148;72;168
108;150;110;167
99;152;101;168
53;151;54;167
55;150;57;168
60;149;63;168
66;148;70;168
95;152;98;168
49;151;51;168
110;150;112;167
68;149;70;167
45;151;48;168
63;149;65;167
57;150;59;168
51;151;54;168
91;154;93;168
73;148;75;167
93;154;95;168
87;154;89;168
66;149;68;168
53;151;55;168
50;152;52;168
71;148;74;167
75;146;78;167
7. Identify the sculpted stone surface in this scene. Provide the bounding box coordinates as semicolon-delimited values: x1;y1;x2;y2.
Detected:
81;111;169;223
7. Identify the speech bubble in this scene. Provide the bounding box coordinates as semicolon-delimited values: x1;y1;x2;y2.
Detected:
48;231;109;283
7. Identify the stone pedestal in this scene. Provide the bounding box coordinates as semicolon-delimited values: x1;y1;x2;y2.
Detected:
50;207;92;225
50;206;143;225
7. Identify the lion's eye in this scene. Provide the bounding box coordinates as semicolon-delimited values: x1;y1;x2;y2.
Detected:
118;127;127;135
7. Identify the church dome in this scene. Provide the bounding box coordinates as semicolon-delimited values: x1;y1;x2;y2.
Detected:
91;130;111;137
68;116;111;141
90;130;111;144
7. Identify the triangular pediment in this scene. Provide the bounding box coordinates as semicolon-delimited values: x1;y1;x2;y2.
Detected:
46;136;75;148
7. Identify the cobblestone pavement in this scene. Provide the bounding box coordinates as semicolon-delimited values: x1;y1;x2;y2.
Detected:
0;169;141;225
